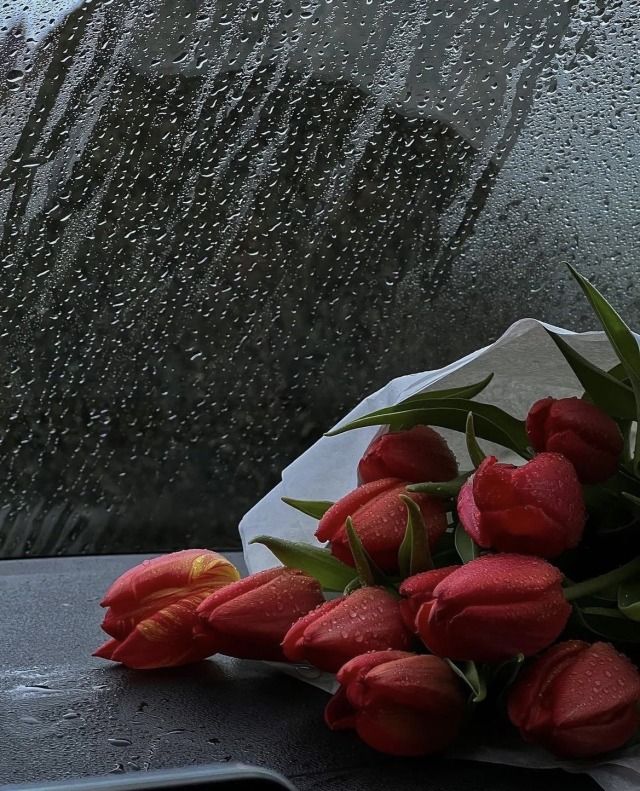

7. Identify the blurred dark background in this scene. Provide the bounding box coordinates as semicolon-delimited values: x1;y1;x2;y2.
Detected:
0;0;638;556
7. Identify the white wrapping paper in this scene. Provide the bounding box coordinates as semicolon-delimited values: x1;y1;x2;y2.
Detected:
239;318;640;789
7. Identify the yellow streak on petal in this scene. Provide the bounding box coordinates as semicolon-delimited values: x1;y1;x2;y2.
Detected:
189;553;240;584
137;618;172;642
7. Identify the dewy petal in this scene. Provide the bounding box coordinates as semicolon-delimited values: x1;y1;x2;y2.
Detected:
358;426;458;485
512;452;585;531
507;640;587;732
526;397;554;451
432;554;564;608
456;478;488;546
472;456;519;511
105;591;220;669
285;587;412;673
197;567;298;619
508;639;640;759
550;642;640;729
281;597;344;663
336;650;416;688
100;550;239;638
330;486;447;573
357;654;464;713
418;592;571;662
315;478;401;542
101;549;239;608
196;569;324;661
480;504;575;557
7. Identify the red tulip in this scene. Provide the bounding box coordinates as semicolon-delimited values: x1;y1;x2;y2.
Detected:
398;566;458;632
325;650;467;756
526;397;623;484
358;426;458;485
508;640;640;758
94;549;240;669
412;554;571;662
457;454;585;558
316;478;447;573
282;586;414;673
197;567;325;661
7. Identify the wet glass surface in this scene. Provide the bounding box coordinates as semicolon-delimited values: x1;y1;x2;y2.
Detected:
0;0;638;555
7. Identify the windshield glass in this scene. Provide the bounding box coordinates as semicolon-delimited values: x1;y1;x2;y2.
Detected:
0;0;636;557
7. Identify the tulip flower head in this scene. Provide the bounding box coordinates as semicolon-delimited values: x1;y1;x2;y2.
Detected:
316;478;447;573
325;650;467;756
197;567;325;661
282;586;414;673
508;640;640;758
457;454;585;558
410;553;572;662
94;549;240;669
358;425;458;485
526;397;623;484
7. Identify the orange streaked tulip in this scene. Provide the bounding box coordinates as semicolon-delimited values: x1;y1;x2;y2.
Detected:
94;549;239;669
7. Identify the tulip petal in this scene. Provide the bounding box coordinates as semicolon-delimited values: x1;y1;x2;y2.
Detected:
336;650;416;687
419;593;571;662
101;591;220;669
355;704;460;756
550;642;640;728
358;426;458;485
527;397;623;485
316;478;401;542
197;569;324;661
480;505;578;557
330;486;448;573
324;687;357;731
283;588;413;673
92;638;120;661
457;479;486;546
282;597;344;663
100;550;239;638
414;555;571;662
358;655;465;713
508;640;640;758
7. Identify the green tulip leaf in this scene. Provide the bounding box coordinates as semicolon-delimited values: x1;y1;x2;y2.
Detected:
567;265;640;472
575;606;640;643
608;362;629;382
407;473;472;497
327;398;529;458
281;497;334;520
545;329;636;419
454;522;480;564
345;517;384;588
397;495;434;579
398;373;495;406
446;659;487;704
346;375;496;426
465;412;486;468
618;579;640;622
250;535;355;591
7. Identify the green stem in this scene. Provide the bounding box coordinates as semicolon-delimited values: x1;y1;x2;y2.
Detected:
564;556;640;602
407;472;472;497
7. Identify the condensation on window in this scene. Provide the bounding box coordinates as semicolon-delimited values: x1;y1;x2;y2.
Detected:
0;0;637;555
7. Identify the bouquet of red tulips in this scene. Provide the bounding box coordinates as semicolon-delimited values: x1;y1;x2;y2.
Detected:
94;266;640;770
